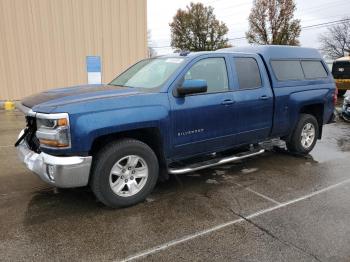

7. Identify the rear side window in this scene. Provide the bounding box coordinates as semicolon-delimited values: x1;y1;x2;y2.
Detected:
271;60;304;81
185;58;229;93
234;57;262;89
301;61;327;79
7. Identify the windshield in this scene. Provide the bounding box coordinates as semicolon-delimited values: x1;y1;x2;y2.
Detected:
109;57;185;89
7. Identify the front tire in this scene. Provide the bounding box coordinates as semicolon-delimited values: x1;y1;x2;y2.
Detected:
90;139;159;208
287;114;319;155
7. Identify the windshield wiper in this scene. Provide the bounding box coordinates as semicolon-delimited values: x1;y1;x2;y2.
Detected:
109;83;133;88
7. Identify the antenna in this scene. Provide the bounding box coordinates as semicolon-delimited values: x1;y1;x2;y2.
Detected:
179;50;191;56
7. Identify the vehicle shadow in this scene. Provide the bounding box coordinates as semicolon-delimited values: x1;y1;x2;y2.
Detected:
23;187;102;226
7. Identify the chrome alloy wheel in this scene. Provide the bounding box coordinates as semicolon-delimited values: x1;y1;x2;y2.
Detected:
301;123;315;149
109;155;149;197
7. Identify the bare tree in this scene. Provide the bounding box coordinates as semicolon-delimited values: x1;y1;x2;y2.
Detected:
169;2;230;51
319;19;350;59
246;0;301;45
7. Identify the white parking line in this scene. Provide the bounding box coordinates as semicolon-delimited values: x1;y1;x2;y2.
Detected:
118;178;350;262
0;145;13;148
235;183;281;205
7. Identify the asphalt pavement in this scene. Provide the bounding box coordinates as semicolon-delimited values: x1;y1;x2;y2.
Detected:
1;109;350;262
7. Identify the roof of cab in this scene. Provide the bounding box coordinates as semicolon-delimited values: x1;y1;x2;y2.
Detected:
218;45;323;60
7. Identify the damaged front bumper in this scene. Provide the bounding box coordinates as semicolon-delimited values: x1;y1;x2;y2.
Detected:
16;130;92;188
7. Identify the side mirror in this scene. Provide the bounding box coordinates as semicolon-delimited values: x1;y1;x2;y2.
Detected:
177;79;208;96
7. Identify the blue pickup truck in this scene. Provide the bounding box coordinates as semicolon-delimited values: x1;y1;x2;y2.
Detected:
16;45;336;207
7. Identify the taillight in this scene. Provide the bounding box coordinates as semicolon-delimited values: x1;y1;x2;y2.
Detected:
333;87;338;105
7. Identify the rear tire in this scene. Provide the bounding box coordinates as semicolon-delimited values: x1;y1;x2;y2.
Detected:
90;138;159;208
286;114;319;155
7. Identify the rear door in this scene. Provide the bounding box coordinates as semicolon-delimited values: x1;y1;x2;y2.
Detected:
230;55;274;145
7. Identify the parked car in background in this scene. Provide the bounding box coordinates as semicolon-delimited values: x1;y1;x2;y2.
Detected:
341;91;350;122
332;56;350;96
15;46;336;208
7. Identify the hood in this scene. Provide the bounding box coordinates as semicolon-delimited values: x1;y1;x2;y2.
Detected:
21;84;142;110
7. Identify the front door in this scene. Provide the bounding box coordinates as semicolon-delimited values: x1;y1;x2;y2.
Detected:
169;56;236;159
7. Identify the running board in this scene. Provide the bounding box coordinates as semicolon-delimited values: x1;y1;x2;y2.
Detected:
168;149;265;175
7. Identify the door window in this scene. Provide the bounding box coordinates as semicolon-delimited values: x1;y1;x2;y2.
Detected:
184;58;229;93
234;57;262;89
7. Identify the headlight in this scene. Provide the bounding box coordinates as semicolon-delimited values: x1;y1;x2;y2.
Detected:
35;113;71;148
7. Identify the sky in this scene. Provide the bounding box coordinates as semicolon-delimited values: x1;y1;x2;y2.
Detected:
147;0;350;55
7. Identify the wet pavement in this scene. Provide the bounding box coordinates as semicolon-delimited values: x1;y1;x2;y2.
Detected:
1;110;350;262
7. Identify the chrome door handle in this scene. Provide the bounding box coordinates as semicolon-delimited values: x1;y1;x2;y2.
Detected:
221;99;234;105
259;95;269;100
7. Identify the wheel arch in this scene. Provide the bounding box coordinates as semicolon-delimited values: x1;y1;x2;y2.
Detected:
299;103;324;139
89;127;167;172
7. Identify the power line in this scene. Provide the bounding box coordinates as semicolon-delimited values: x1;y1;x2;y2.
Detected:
227;15;349;36
223;12;350;33
150;18;350;48
206;0;347;20
302;18;350;29
149;0;349;39
228;19;350;41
